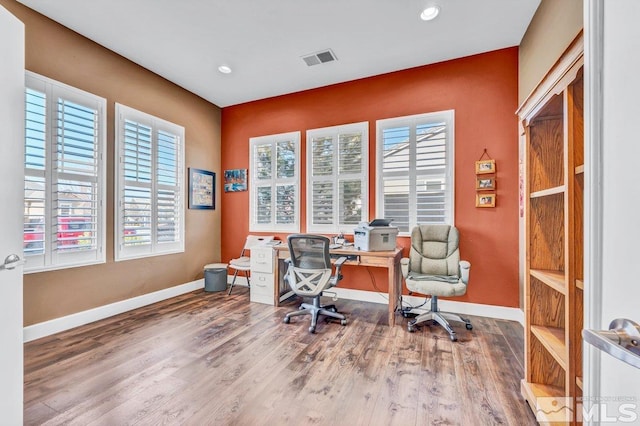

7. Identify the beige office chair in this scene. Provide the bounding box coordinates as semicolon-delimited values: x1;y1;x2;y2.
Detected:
283;234;347;333
227;235;274;295
401;224;472;341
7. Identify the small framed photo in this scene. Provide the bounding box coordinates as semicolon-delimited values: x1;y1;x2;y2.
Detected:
475;159;496;174
188;168;215;210
476;193;496;208
224;168;248;192
476;176;496;191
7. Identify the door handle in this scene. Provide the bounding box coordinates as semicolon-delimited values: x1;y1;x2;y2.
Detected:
0;254;25;271
583;318;640;370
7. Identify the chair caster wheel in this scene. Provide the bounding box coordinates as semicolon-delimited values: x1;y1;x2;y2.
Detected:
449;334;458;342
283;317;290;324
466;323;473;330
309;326;316;333
340;319;347;326
407;324;416;333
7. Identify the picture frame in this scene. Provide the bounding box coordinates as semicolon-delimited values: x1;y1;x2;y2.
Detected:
188;168;215;210
475;159;496;174
476;176;496;191
224;168;248;192
476;193;496;208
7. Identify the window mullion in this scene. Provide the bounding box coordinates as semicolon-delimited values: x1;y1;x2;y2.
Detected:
408;123;418;230
332;134;340;226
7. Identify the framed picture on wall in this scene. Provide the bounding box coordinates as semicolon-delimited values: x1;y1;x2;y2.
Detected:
475;159;496;174
224;168;248;192
188;168;215;209
476;176;496;190
476;193;496;208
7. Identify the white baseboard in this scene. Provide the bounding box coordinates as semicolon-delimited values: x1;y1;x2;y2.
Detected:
23;279;206;342
331;287;524;325
24;275;523;342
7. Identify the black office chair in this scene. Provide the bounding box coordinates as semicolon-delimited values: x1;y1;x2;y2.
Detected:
283;234;347;333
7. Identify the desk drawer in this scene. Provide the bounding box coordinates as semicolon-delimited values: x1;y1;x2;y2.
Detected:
359;255;389;267
250;272;274;305
251;247;274;273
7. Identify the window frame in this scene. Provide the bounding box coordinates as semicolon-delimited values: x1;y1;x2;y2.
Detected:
114;103;185;261
376;110;455;235
249;131;301;233
23;71;107;273
306;121;369;234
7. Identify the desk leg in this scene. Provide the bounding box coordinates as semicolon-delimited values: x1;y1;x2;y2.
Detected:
388;259;400;326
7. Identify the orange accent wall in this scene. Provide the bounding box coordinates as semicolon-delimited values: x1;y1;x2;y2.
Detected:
221;47;520;308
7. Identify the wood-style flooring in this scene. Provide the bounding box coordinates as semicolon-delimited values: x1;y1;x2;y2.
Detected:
24;288;537;425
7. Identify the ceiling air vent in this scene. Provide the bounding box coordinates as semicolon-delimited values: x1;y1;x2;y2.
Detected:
302;49;337;66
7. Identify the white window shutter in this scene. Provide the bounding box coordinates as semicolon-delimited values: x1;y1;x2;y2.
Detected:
249;132;300;232
307;122;368;233
24;73;106;273
115;104;185;261
377;110;454;234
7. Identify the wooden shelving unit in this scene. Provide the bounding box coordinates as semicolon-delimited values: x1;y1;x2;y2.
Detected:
518;33;584;425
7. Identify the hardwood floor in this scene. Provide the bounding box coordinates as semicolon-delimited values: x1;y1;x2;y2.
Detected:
24;288;537;425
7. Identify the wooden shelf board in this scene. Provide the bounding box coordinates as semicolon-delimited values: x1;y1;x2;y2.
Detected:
575;164;585;174
521;381;570;424
576;279;584;290
576;376;583;390
530;269;567;295
531;325;568;370
530;185;565;198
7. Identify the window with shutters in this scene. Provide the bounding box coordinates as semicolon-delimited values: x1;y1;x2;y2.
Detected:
249;132;300;232
376;110;454;234
23;72;106;273
115;104;185;260
306;122;368;233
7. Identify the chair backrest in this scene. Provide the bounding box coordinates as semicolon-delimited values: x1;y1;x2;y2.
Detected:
408;225;460;276
285;234;333;296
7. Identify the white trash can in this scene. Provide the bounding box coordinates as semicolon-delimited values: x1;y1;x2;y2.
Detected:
204;263;228;292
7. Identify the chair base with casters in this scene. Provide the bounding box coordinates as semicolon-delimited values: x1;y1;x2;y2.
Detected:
406;296;472;341
283;295;347;334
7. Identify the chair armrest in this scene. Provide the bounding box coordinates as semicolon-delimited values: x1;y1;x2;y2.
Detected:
332;256;347;283
401;257;410;279
459;260;471;285
334;256;347;268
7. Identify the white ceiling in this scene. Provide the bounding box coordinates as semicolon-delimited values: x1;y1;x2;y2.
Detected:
18;0;541;108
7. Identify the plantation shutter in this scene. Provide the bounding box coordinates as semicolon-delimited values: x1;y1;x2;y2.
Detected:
378;111;454;234
23;72;106;272
24;88;47;256
122;119;153;249
52;97;101;258
307;122;368;233
156;130;181;244
116;104;184;260
249;132;300;232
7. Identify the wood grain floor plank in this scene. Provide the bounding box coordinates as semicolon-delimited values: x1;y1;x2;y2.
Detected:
417;332;460;425
24;289;535;425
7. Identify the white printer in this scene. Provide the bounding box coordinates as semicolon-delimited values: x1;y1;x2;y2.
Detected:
353;219;399;251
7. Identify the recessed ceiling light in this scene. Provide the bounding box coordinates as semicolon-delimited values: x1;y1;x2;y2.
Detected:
420;5;440;21
218;65;232;74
